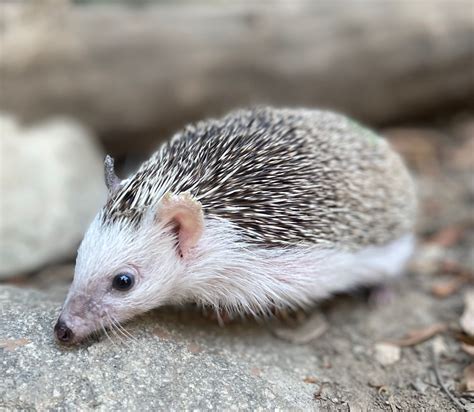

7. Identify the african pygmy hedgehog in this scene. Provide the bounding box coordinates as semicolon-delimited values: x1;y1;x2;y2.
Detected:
55;107;417;344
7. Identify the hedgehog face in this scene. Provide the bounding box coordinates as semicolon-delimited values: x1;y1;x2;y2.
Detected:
54;192;204;345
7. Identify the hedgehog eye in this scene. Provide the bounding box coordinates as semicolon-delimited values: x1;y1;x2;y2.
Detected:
112;273;135;291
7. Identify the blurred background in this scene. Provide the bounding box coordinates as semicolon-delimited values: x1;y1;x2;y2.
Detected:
0;0;473;308
1;0;474;407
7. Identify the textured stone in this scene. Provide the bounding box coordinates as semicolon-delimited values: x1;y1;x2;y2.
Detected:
0;114;105;277
0;282;465;411
0;286;314;410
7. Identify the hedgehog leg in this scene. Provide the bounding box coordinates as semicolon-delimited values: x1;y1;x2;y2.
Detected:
270;306;308;326
367;284;396;307
270;310;329;344
201;306;235;327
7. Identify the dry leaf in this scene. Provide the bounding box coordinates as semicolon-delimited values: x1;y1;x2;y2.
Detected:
461;290;474;337
461;343;474;357
374;343;401;366
385;129;441;175
428;226;464;247
303;376;318;384
0;338;31;351
432;265;473;298
453;330;474;346
271;311;328;344
462;363;474;392
431;278;465;298
386;323;447;347
449;134;474;170
439;260;466;275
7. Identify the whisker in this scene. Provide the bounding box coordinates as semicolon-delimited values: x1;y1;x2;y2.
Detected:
110;314;138;343
107;319;125;346
114;322;134;343
100;319;118;348
106;313;130;347
117;322;138;343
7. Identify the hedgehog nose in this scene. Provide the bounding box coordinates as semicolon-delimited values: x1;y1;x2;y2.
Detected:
54;319;74;344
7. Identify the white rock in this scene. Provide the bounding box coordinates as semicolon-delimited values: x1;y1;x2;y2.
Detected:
461;289;474;337
374;343;401;366
0;113;106;277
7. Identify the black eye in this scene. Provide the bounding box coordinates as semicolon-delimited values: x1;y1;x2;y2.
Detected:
112;273;135;291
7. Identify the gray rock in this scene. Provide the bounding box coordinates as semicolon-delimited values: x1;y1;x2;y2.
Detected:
0;114;106;278
0;280;466;410
0;286;315;410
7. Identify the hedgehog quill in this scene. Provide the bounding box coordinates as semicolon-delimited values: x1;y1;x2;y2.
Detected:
54;107;417;344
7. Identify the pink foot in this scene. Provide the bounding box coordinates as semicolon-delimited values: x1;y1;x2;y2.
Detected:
368;285;396;308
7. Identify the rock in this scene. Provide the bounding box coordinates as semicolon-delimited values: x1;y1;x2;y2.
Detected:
0;286;314;410
431;336;448;359
374;343;401;366
0;114;106;278
461;290;474;337
5;264;74;294
0;282;464;410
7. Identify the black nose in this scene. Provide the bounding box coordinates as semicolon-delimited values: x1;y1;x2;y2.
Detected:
54;319;74;344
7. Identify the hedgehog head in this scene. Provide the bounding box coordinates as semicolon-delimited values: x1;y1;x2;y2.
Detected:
54;157;204;345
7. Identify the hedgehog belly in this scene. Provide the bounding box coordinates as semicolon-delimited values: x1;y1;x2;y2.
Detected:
191;216;416;315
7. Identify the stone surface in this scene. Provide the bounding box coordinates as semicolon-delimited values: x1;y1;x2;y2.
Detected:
0;286;314;410
0;280;467;411
0;114;106;278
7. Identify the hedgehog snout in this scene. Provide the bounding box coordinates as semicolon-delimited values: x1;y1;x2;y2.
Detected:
54;292;106;345
54;318;74;344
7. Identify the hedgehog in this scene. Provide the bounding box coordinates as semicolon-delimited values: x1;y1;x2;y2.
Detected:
54;107;417;344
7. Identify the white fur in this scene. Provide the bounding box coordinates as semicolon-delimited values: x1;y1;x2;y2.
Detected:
63;213;415;339
183;218;415;316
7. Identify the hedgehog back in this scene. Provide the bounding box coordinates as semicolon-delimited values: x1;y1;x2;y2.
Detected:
104;108;416;251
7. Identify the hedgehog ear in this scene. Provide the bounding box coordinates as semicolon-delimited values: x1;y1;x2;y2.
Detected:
158;192;204;258
104;155;121;195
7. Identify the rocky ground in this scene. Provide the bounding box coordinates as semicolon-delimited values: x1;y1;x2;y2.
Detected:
1;116;473;410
